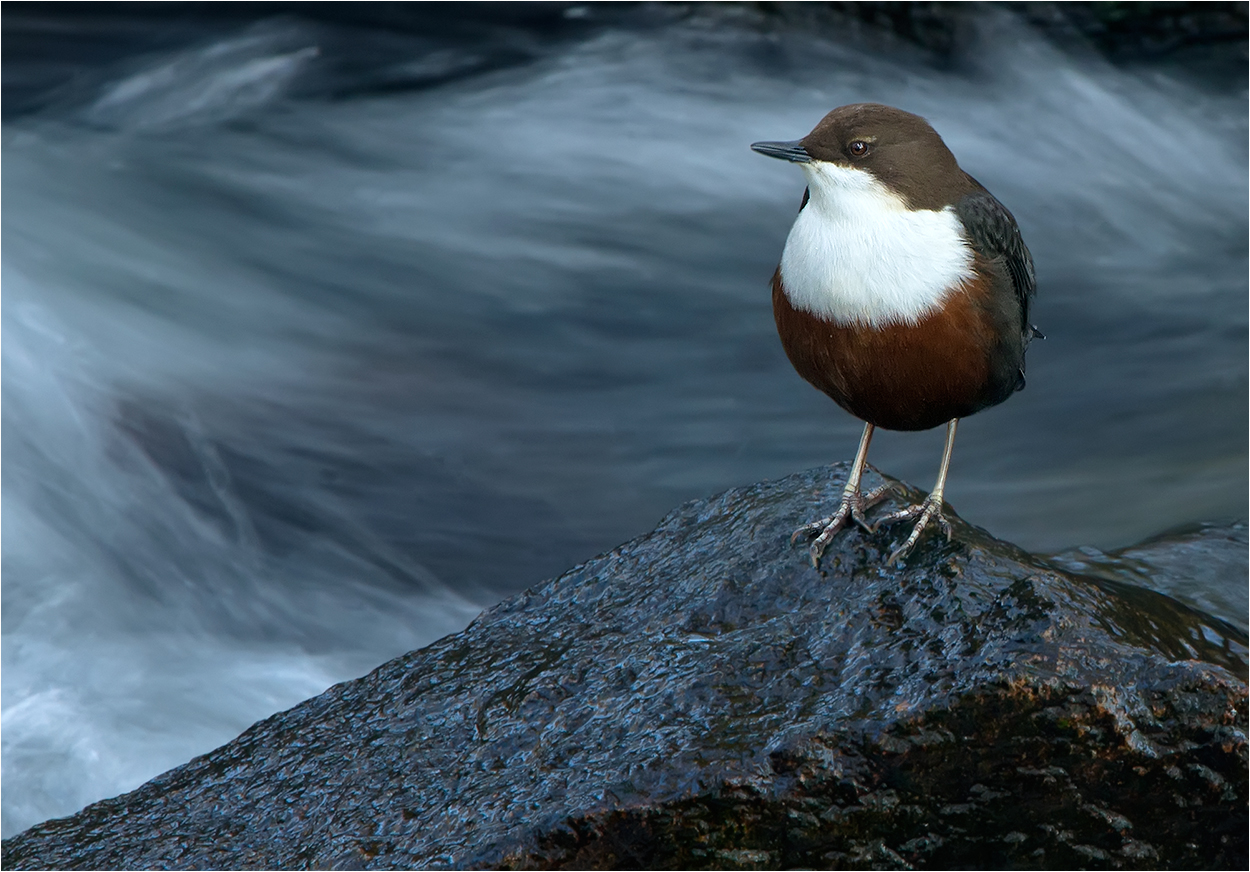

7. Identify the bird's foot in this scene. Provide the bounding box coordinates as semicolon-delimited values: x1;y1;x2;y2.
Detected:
872;493;953;566
791;484;893;567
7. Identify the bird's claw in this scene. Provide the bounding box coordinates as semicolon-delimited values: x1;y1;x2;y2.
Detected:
791;483;893;567
873;494;953;565
790;517;834;546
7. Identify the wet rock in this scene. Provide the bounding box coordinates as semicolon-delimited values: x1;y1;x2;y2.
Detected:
3;464;1246;870
1050;521;1248;633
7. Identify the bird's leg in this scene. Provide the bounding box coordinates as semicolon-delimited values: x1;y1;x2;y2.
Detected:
873;418;958;565
791;423;891;567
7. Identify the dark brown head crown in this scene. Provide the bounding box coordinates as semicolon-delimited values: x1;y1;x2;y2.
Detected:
800;103;968;211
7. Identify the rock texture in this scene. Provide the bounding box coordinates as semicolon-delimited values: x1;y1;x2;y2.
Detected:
1050;521;1248;634
3;465;1246;870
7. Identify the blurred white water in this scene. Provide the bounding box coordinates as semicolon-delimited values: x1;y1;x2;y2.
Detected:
2;9;1245;836
2;262;482;834
85;29;320;131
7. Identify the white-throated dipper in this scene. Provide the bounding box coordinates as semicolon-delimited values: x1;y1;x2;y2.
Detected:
752;103;1040;566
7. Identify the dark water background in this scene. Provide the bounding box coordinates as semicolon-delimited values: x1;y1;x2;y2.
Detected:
3;3;1246;837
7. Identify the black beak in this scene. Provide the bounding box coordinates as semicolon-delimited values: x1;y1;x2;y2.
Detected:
750;140;811;163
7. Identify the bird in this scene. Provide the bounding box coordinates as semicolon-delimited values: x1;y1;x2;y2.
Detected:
751;103;1039;567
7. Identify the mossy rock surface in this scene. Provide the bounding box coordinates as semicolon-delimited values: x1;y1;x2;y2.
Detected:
3;464;1245;870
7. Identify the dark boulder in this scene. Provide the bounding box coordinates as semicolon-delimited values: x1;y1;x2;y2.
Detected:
1049;521;1248;634
3;464;1246;870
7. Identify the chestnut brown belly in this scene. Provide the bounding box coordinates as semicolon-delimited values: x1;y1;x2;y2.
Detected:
772;270;1018;432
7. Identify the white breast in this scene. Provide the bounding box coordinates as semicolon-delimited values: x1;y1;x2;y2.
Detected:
778;162;975;328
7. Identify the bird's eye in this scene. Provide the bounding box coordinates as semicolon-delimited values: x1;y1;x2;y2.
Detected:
848;140;870;157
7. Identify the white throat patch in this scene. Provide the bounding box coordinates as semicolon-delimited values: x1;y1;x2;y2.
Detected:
778;161;974;327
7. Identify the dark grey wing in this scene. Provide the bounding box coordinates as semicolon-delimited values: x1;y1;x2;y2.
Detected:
954;188;1037;336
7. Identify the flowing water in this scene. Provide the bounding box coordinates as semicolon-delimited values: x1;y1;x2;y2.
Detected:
3;5;1246;837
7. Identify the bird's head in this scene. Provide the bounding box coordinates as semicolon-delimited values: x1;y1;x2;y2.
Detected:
752;103;964;212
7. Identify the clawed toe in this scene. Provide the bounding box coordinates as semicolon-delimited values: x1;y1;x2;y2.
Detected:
859;483;892;513
868;502;921;532
880;496;952;565
793;484;955;567
790;510;851;568
796;419;961;568
791;481;896;567
790;517;834;546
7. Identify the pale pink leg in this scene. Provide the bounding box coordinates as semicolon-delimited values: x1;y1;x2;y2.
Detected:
873;418;958;565
791;422;892;567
